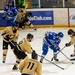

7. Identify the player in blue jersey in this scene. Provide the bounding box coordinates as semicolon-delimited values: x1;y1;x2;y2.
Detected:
3;1;18;26
40;31;64;63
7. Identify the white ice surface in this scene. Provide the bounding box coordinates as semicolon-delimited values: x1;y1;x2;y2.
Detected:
0;28;75;75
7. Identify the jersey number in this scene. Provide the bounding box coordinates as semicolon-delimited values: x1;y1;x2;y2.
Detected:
27;62;34;70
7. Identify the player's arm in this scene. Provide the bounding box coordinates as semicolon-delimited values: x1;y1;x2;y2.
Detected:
19;56;29;72
13;6;18;15
19;60;25;73
65;37;75;47
1;28;8;37
36;62;42;75
25;44;33;54
13;31;19;42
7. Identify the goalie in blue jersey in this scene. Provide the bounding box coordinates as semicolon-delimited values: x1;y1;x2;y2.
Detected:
40;31;64;63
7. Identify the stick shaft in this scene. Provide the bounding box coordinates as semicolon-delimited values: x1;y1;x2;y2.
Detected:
51;46;66;61
38;54;64;70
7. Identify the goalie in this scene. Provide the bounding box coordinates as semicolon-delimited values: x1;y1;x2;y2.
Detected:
14;8;37;30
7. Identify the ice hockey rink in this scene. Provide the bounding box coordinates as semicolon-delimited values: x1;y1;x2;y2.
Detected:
0;28;75;75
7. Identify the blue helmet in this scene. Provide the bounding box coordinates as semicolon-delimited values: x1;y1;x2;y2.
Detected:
58;32;64;38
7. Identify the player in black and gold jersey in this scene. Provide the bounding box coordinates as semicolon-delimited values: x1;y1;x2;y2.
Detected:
65;29;75;57
1;23;19;63
12;33;34;70
15;8;37;30
19;51;42;75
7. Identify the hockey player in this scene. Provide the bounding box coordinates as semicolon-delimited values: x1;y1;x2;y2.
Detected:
65;29;75;57
14;8;37;30
12;33;35;70
40;31;64;63
1;23;19;63
3;1;18;26
19;51;42;75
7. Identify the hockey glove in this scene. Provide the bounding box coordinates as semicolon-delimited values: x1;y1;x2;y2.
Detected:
32;50;36;54
11;40;17;45
56;46;60;51
65;42;71;47
4;35;12;41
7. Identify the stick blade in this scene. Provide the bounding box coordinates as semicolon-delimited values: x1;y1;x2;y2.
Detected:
70;58;75;61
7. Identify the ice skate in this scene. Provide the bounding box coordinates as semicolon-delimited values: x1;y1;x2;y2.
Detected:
54;57;59;61
2;60;5;63
40;56;44;63
70;54;75;57
54;54;59;61
33;28;37;31
12;65;18;70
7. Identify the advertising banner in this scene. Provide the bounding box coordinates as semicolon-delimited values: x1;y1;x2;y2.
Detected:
69;9;75;24
28;11;54;25
0;13;7;26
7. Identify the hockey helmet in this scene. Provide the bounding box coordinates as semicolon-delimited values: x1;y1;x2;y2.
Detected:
58;32;64;38
68;29;74;35
27;33;34;39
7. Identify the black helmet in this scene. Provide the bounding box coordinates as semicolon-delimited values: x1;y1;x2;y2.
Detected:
27;33;34;39
13;22;19;27
68;29;74;35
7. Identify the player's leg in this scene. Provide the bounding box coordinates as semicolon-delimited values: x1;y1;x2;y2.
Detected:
25;17;37;30
70;44;75;57
40;44;48;63
10;41;17;51
12;46;27;70
2;40;9;63
51;46;59;61
19;21;25;30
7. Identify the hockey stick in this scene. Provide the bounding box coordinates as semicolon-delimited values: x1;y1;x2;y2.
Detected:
51;46;66;61
9;41;65;70
59;51;71;61
37;54;64;70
